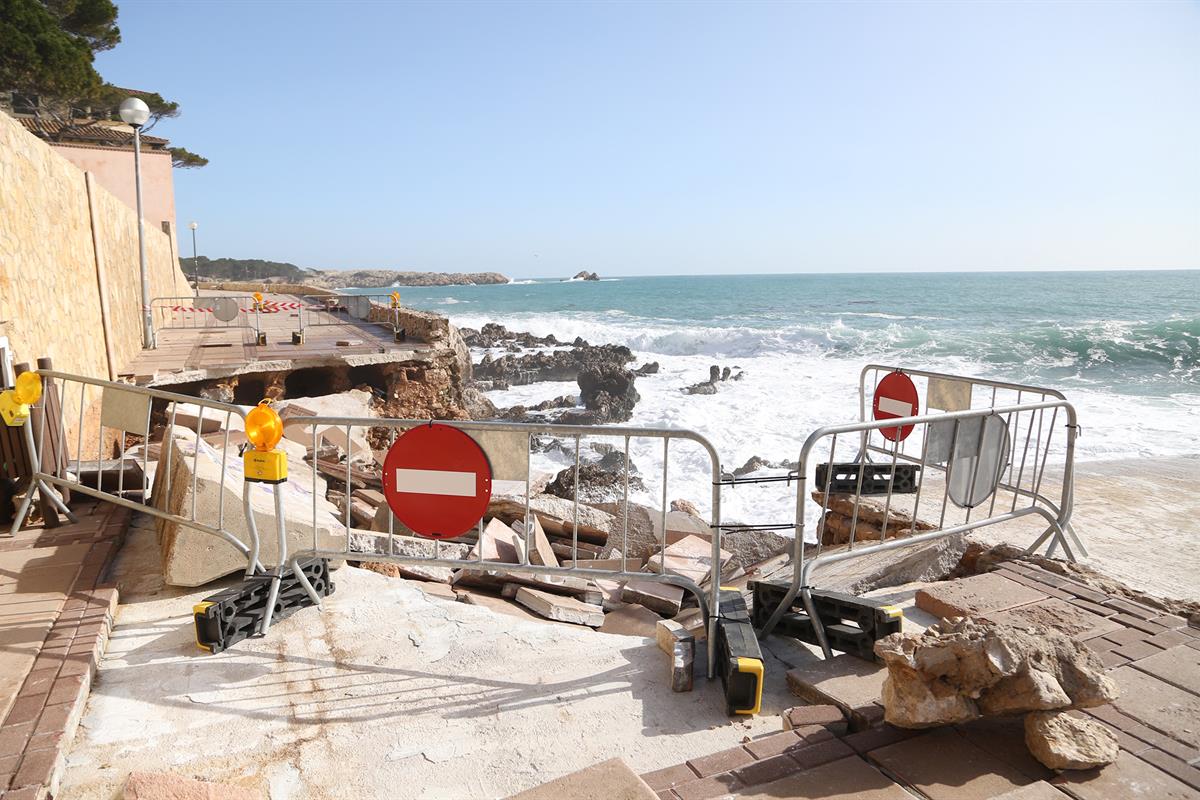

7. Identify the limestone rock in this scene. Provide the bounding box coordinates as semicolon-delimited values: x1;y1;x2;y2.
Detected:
812;491;936;531
874;618;1118;728
1024;710;1119;770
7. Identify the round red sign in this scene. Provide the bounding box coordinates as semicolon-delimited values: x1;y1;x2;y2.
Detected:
382;424;493;539
872;371;919;442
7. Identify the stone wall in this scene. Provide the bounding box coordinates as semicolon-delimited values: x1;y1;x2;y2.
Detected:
0;111;189;381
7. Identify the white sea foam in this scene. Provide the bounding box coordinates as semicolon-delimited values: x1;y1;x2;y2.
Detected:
461;309;1199;533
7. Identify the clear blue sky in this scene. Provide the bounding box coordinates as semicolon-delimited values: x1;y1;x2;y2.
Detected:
97;1;1199;278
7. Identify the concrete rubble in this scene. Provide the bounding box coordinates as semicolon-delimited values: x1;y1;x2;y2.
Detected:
1024;710;1120;770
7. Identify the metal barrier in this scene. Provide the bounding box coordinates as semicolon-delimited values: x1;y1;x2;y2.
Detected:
149;295;264;337
757;365;1081;657
297;294;403;339
7;370;265;577
278;415;726;677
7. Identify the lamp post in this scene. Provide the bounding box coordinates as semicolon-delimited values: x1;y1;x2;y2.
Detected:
119;97;153;349
189;221;199;291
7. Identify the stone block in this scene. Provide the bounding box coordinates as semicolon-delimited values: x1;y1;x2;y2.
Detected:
785;655;887;723
153;427;344;586
514;587;604;627
508;757;658;800
598;603;661;637
915;572;1047;620
622;580;684;616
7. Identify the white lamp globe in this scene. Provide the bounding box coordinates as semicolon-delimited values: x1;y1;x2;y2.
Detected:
189;221;198;231
118;97;151;127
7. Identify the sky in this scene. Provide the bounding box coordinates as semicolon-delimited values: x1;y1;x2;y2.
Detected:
96;1;1200;278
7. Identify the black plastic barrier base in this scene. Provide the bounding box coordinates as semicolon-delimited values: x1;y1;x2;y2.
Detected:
714;589;764;715
814;462;921;495
194;559;334;654
751;581;903;660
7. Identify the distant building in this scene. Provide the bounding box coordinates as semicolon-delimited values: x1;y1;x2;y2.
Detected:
2;90;177;236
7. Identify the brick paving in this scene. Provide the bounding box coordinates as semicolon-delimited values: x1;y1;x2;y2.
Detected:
0;501;127;800
642;558;1200;799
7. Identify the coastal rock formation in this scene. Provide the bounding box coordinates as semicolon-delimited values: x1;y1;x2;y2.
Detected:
577;364;640;423
634;362;660;375
461;323;560;349
874;618;1118;729
545;463;647;504
474;342;635;386
571;271;600;281
682;363;743;395
1024;710;1119;770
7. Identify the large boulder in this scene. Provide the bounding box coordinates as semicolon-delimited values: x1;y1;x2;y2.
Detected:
1024;710;1119;770
544;463;646;504
874;618;1118;729
153;426;345;586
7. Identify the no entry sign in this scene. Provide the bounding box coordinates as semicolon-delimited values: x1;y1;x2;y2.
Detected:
873;371;919;442
382;424;493;539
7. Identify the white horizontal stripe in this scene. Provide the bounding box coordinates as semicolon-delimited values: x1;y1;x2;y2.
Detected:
394;468;476;497
877;397;914;417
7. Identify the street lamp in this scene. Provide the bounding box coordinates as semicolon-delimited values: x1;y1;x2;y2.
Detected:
189;221;199;291
119;96;154;349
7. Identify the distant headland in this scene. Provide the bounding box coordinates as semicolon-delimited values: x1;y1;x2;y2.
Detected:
180;256;510;287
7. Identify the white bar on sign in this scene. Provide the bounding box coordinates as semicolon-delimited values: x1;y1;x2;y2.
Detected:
394;468;476;497
877;397;913;417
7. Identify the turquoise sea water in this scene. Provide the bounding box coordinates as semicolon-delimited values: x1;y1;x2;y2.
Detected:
347;270;1198;525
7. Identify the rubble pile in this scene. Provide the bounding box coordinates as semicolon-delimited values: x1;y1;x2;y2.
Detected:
813;490;937;546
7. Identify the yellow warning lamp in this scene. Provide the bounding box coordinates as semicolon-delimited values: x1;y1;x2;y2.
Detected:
252;291;264;312
390;291;401;309
243;400;287;483
0;372;43;427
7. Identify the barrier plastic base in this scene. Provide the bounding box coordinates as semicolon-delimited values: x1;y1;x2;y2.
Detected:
715;589;764;715
193;558;334;654
814;462;921;494
751;581;903;660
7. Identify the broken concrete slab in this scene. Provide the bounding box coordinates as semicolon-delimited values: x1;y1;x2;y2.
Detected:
915;572;1048;620
152;426;344;586
598;603;662;637
515;587;604;627
812;492;936;531
512;516;559;568
508;757;657;800
645;534;732;586
621;580;684;616
489;493;613;545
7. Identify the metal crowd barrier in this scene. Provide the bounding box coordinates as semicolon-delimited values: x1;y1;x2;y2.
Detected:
757;365;1081;657
280;414;726;678
149;295;263;338
297;294;403;340
6;370;265;576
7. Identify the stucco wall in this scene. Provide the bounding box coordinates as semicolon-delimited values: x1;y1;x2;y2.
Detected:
50;143;177;233
0;111;189;381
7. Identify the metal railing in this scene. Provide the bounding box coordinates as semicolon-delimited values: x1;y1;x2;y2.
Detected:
278;415;726;677
149;295;264;336
297;294;403;339
757;366;1081;657
7;370;265;577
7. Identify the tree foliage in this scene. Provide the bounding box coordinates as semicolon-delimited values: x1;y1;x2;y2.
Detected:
184;257;316;283
1;0;206;167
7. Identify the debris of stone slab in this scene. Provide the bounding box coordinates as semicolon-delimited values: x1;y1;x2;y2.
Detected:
333;492;377;528
1024;710;1119;770
123;770;266;799
512;516;559;568
152;426;345;586
590;500;659;559
508;757;657;800
279;403;319;444
672;606;708;639
412;580;459;602
645;534;732;585
782;704;847;733
846;534;967;595
785;654;888;730
873;618;1119;729
720;528;791;568
812;492;936;531
560;557;645;572
622;579;684;616
171;404;228;435
352;488;386;507
656;618;690;655
915;572;1048;620
670;498;701;516
320;425;373;463
515;587;605;627
472;518;526;563
669;635;695;693
489;493;613;545
336;338;364;346
599;603;662;637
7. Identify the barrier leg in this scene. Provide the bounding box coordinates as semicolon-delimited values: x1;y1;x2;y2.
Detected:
291;556;323;608
260;484;287;634
243;483;263;577
801;587;834;659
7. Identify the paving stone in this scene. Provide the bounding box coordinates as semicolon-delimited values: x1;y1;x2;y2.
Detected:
985;597;1124;641
732;753;803;787
743;731;806;760
509;758;657;800
1114;640;1167;662
1103;626;1149;647
1103;598;1161;620
789;737;854;771
869;727;1035;800
732;755;912;799
641;764;697;792
671;773;742;800
1069;597;1120;618
781;704;845;731
1115;614;1172;636
686;745;754;778
1138;749;1200;792
784;655;886;722
954;717;1054;782
1130;646;1200;696
1051;751;1200;799
1150;629;1195;650
991;781;1073;799
1110;666;1200;749
842;725;921;756
915;572;1047;619
1099;651;1131;669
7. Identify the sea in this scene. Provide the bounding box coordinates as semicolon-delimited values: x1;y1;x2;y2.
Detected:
348;270;1199;529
